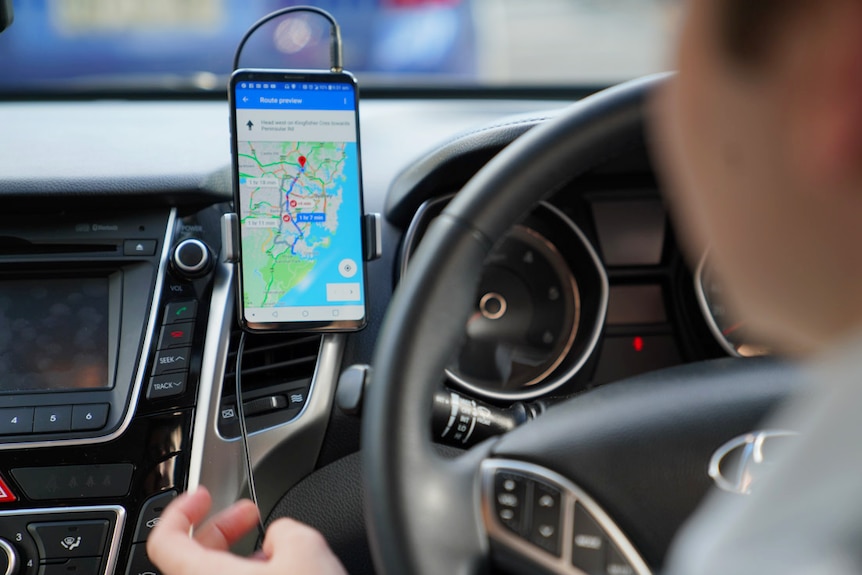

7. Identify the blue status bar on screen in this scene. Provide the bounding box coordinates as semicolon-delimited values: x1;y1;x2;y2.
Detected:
235;82;355;111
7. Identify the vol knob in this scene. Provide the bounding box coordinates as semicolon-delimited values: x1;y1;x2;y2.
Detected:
172;239;211;277
0;538;19;575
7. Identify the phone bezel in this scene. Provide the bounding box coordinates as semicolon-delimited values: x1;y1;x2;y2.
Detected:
229;68;368;333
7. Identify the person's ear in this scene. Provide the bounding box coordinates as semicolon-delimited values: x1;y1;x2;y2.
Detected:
784;0;862;190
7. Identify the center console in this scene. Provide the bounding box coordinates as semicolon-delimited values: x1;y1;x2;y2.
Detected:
0;206;224;575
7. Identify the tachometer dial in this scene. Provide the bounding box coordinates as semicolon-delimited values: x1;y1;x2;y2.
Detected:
448;225;579;393
695;254;769;357
402;199;608;400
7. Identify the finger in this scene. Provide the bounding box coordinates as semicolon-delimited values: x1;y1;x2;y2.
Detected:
147;488;213;572
193;499;260;551
263;519;348;575
152;487;212;538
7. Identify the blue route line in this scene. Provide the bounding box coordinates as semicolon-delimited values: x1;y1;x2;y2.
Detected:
278;169;308;256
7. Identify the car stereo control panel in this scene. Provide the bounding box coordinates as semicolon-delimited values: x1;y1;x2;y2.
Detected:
0;204;226;575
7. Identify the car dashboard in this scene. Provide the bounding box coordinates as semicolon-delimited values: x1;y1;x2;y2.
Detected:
0;95;733;575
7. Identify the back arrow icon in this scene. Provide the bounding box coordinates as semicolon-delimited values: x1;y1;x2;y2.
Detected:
246;120;254;130
242;96;249;103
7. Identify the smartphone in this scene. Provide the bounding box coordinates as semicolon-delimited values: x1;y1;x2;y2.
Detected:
230;69;367;332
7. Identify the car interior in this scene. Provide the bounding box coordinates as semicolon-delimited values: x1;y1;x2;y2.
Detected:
0;2;800;575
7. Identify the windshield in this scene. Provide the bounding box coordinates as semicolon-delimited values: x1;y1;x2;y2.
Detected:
0;0;679;92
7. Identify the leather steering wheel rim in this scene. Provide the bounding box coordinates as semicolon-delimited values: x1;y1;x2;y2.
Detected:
362;74;799;575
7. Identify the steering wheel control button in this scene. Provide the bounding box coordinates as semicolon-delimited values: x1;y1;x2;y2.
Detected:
494;472;528;536
133;490;177;543
529;482;562;557
151;348;191;376
0;537;18;575
572;503;608;574
606;544;635;575
71;404;110;432
163;301;197;325
147;374;187;400
125;542;160;575
157;324;194;349
32;406;72;434
483;462;652;575
0;408;34;436
11;464;133;500
27;520;108;559
123;239;157;257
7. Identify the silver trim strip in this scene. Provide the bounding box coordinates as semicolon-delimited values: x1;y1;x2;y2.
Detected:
0;209;177;450
186;261;345;554
0;505;126;575
401;197;609;401
694;252;742;358
481;459;651;575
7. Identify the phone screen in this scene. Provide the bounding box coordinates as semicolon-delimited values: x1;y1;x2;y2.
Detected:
230;70;367;332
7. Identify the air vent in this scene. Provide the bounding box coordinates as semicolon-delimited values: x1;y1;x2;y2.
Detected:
224;328;322;395
219;328;322;437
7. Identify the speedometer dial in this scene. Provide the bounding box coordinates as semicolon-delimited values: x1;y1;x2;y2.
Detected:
695;254;769;357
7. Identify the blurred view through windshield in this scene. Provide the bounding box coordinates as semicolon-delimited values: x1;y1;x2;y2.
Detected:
0;0;679;91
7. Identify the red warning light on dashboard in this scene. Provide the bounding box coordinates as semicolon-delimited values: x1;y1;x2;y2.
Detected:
0;474;17;503
171;330;185;339
632;336;644;353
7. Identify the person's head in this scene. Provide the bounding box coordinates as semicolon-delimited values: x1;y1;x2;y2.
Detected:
653;0;862;355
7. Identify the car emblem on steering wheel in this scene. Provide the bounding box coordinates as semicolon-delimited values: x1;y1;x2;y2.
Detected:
708;430;798;495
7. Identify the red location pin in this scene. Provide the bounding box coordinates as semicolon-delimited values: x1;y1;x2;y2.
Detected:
298;156;307;168
290;199;297;208
282;214;291;223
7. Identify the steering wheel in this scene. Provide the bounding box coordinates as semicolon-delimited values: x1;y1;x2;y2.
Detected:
363;75;799;575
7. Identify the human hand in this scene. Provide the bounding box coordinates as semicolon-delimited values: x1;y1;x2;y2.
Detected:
147;486;348;575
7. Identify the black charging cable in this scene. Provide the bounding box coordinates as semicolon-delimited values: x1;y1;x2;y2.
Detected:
230;5;346;548
234;331;266;542
232;5;343;72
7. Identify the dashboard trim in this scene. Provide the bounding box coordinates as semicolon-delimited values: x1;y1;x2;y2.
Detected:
0;209;177;451
187;260;345;553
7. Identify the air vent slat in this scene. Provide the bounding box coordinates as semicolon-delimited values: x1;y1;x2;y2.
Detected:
222;326;322;398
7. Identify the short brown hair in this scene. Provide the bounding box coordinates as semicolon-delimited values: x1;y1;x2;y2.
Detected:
721;0;805;64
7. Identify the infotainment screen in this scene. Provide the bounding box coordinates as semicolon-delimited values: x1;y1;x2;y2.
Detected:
0;277;110;392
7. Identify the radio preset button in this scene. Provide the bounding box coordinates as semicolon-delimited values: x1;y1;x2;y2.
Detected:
152;348;191;376
71;404;110;432
33;406;72;434
147;374;187;400
0;408;34;435
164;301;197;324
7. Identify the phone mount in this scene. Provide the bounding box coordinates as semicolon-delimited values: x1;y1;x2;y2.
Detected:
221;213;382;264
223;5;382;266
